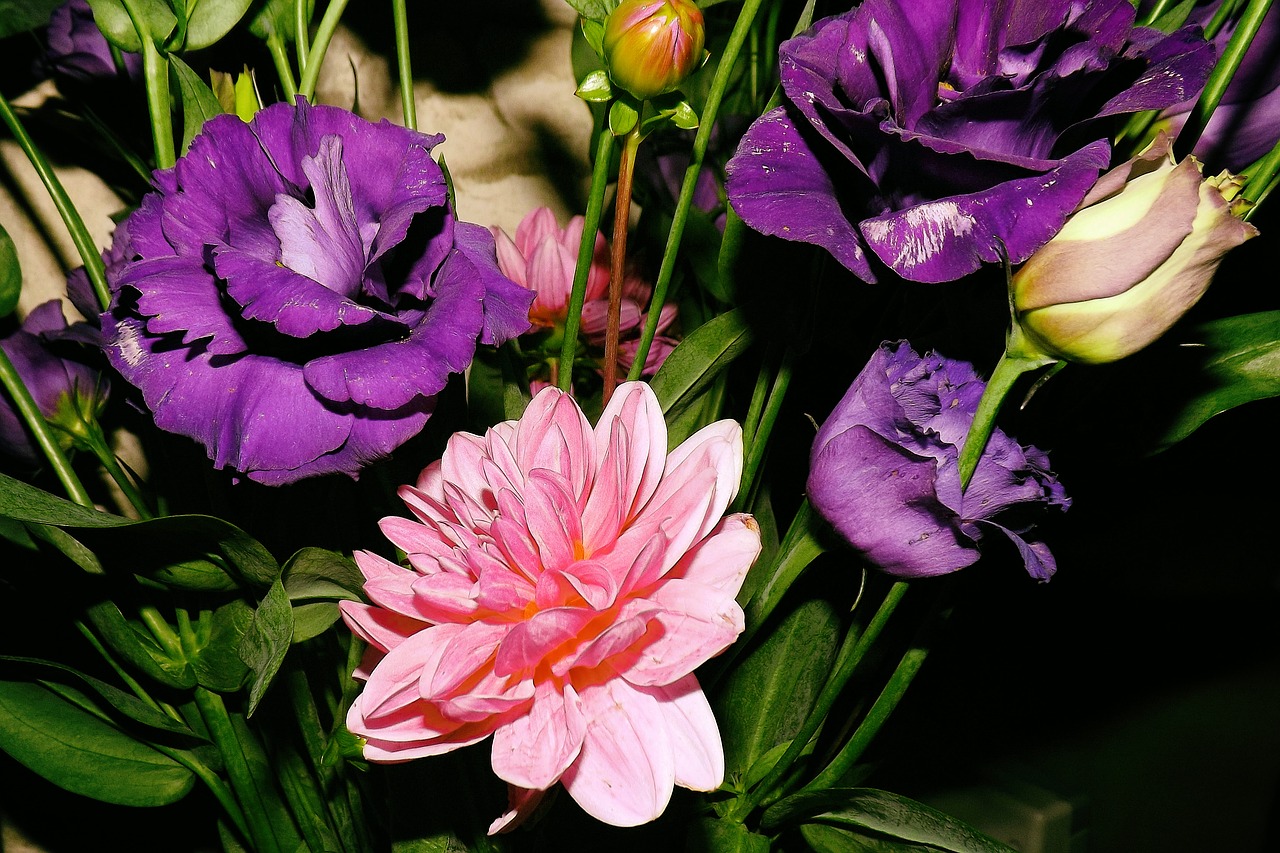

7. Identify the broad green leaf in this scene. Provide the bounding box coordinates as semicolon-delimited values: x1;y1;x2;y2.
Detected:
0;514;36;549
86;600;197;689
290;601;342;643
0;679;195;806
0;0;64;37
801;823;936;853
25;523;106;575
565;0;618;20
0;656;201;740
239;578;293;715
170;54;225;155
0;223;19;318
1152;312;1280;451
190;599;252;691
763;789;1018;853
0;471;278;585
687;817;771;853
248;0;313;40
282;548;364;642
715;593;839;783
86;0;177;51
651;307;754;421
184;0;253;50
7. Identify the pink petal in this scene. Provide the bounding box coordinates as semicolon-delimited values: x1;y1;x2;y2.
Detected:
667;513;761;593
562;600;657;675
339;600;425;653
494;607;594;677
620;579;744;686
649;674;724;791
491;680;586;789
491;226;528;285
561;679;675;827
513;387;594;499
488;785;547;835
594;381;667;526
408;572;480;622
358;624;463;721
523;469;584;574
515;206;560;256
426;621;506;698
527;238;576;317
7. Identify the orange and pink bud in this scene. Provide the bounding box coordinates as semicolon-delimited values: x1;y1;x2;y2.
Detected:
602;0;705;100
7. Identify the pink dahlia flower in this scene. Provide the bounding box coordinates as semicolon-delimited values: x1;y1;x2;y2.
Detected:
340;381;760;831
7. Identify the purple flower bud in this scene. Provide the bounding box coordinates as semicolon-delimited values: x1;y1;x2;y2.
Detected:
44;0;140;83
1011;136;1258;365
808;342;1069;581
603;0;705;100
1;301;109;466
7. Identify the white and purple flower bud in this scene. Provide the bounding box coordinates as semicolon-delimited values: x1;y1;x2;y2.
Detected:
602;0;705;100
1010;136;1258;365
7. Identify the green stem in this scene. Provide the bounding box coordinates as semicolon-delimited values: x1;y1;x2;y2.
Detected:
392;0;417;130
0;349;94;506
1173;0;1275;161
778;635;931;804
119;0;176;170
734;580;909;820
74;619;171;716
558;128;616;391
295;0;312;72
298;0;353;102
734;348;793;512
1243;134;1280;205
194;688;284;853
740;342;775;450
604;127;642;404
0;93;110;311
628;0;768;378
267;31;299;100
955;350;1050;491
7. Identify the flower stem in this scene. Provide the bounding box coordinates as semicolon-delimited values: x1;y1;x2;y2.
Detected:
194;688;285;853
295;0;312;72
1243;133;1280;206
734;348;793;512
628;0;768;379
603;127;641;405
734;499;827;659
0;349;94;507
955;349;1051;491
1173;0;1275;161
298;0;353;102
391;0;417;130
735;579;909;820
558;128;616;391
120;0;175;170
0;93;110;311
267;30;299;100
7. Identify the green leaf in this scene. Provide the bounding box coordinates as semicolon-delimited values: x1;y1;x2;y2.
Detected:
715;593;839;784
651;307;754;421
609;99;639;136
576;68;613;102
565;0;619;21
0;0;65;37
1152;312;1280;451
184;0;253;50
0;656;201;740
801;823;936;853
0;471;279;586
282;548;364;642
85;0;177;51
25;523;106;575
248;0;313;40
467;344;531;431
0;679;195;806
0;222;20;319
686;817;771;853
580;16;606;56
170;55;225;155
238;578;293;715
86;600;197;689
763;789;1018;853
190;599;252;692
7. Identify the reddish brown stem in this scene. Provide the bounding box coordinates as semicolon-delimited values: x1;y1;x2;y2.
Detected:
603;128;642;406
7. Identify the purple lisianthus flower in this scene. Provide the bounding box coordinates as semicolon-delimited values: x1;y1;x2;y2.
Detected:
44;0;140;83
1;301;108;466
807;342;1069;580
103;99;534;485
725;0;1215;283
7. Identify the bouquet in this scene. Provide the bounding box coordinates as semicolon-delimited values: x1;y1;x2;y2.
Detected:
0;0;1276;850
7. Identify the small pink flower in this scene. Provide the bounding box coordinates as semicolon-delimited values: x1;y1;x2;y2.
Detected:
341;382;760;831
492;207;679;379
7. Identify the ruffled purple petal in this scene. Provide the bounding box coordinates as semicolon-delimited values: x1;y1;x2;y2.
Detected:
452;222;535;346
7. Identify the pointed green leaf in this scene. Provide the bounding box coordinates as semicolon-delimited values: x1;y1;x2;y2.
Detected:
184;0;253;50
238;578;293;715
651;307;754;420
565;0;618;21
190;599;252;692
0;679;195;806
763;789;1018;853
86;600;196;689
609;99;639;136
687;817;771;853
0;0;66;37
576;68;613;102
170;54;225;155
85;0;176;51
282;548;364;643
0;222;20;318
801;823;936;853
1153;312;1280;451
